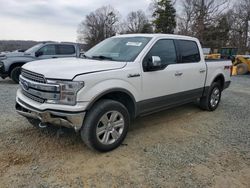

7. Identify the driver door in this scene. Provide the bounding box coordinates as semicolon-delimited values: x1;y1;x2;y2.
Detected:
36;44;57;59
139;39;183;113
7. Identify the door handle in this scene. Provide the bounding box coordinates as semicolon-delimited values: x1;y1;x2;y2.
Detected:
128;73;140;78
175;72;183;76
52;57;58;59
199;69;206;73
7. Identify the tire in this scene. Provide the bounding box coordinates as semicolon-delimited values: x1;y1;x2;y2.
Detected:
81;99;130;152
10;66;22;83
236;63;248;75
199;82;222;111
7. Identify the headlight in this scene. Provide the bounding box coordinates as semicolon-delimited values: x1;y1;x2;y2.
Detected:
46;80;84;105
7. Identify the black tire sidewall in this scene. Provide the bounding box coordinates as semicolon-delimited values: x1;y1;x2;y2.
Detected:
81;100;130;152
208;82;222;111
11;67;21;83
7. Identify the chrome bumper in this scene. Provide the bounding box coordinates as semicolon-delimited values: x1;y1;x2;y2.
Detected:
16;99;85;131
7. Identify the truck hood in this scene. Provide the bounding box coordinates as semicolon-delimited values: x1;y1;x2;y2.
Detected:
22;58;127;80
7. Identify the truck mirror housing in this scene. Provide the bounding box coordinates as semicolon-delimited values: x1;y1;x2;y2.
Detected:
35;51;43;57
147;56;163;71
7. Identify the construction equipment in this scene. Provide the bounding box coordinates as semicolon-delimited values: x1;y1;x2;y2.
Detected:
220;47;238;59
205;53;221;60
202;46;250;75
204;47;238;60
233;55;250;75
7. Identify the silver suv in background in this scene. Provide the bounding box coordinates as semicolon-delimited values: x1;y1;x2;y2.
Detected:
0;42;81;83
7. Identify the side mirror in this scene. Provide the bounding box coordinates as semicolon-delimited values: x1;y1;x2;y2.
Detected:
35;51;43;57
146;56;163;71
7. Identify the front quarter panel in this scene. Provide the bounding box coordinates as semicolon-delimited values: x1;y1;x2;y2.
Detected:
74;62;141;103
2;56;35;71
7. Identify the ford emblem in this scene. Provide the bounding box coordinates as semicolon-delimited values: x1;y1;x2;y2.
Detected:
22;80;29;90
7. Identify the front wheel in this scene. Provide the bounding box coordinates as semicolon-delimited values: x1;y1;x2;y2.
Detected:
81;99;130;152
199;82;222;111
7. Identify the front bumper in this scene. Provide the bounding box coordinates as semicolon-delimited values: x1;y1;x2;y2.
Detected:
16;99;86;131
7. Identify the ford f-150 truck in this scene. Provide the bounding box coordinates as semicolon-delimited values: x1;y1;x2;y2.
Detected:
0;42;80;83
15;34;232;152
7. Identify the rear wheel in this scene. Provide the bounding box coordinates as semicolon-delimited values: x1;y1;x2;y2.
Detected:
81;99;130;152
236;63;248;75
10;66;22;83
199;82;222;111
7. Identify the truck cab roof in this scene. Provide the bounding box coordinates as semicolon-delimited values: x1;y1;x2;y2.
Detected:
113;33;198;41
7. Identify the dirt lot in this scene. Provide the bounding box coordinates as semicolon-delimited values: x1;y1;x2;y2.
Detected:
0;76;250;188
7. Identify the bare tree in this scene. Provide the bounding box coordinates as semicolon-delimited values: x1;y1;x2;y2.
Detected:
77;6;120;49
125;10;152;33
177;0;195;35
233;0;250;52
191;0;229;44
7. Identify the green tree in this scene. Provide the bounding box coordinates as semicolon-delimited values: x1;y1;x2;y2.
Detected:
141;23;154;33
152;0;176;33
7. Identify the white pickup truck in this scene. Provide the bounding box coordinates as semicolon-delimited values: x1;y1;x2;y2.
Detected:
16;34;232;152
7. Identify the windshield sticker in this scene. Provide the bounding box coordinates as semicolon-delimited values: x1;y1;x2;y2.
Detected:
126;42;142;47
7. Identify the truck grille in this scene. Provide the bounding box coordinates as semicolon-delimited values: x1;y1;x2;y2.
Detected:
21;69;46;83
19;70;60;104
22;90;46;103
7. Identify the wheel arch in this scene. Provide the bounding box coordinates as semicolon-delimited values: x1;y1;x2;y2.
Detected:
211;74;225;89
86;88;138;119
8;62;26;76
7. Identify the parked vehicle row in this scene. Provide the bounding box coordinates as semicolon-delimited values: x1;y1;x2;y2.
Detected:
0;42;80;83
14;34;232;152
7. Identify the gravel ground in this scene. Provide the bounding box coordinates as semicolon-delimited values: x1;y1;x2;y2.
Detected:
0;76;249;188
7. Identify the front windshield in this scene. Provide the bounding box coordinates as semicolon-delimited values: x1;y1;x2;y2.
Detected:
84;37;152;62
25;44;43;54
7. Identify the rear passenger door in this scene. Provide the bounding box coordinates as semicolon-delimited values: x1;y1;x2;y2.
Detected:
56;44;76;58
175;40;206;97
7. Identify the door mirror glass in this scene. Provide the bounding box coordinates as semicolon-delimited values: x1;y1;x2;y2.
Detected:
147;56;163;71
35;51;43;57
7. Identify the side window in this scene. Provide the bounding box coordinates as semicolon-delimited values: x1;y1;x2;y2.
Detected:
178;40;201;63
57;45;75;55
38;45;56;55
144;39;177;66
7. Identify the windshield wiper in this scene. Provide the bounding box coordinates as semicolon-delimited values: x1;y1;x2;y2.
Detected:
92;55;113;60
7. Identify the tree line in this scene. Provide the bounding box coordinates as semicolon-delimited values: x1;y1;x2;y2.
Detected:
77;0;250;54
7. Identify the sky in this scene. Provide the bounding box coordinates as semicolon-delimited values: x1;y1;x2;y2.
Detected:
0;0;153;42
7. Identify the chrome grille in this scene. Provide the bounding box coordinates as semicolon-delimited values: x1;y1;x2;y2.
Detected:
22;90;45;103
21;69;46;83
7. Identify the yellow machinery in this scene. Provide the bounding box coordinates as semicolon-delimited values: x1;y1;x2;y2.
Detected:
233;55;250;75
204;53;221;60
203;47;250;75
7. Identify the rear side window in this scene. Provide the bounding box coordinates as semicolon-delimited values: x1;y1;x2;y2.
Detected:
178;40;200;63
57;45;75;55
144;39;177;66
